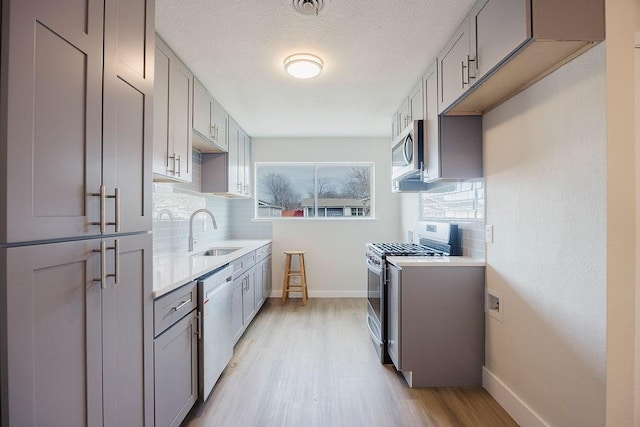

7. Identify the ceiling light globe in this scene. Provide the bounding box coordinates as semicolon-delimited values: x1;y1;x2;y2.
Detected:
284;54;324;79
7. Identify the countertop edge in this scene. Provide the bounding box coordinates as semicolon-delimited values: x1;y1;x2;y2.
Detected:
153;239;272;298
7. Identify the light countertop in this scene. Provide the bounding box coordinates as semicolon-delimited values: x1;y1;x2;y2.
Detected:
153;239;272;298
387;256;485;268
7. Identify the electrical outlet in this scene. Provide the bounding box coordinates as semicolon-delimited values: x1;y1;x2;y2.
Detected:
485;225;494;244
487;289;503;322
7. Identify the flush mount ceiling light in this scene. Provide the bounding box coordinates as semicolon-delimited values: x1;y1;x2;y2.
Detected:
283;53;324;79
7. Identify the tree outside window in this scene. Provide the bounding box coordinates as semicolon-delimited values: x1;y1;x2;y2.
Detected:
255;163;374;219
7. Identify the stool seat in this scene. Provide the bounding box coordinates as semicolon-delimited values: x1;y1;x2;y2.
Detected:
281;251;308;305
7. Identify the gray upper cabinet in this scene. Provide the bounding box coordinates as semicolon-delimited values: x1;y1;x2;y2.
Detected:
201;118;252;197
102;0;154;235
153;36;193;183
192;78;228;153
1;0;103;243
0;0;153;244
438;16;472;112
212;100;229;151
408;79;424;122
446;0;604;114
1;233;153;426
397;98;411;132
422;63;441;182
471;0;528;80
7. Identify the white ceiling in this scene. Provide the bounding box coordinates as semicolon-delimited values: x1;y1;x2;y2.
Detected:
155;0;475;138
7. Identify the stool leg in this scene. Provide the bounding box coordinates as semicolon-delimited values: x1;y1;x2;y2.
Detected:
281;254;291;305
300;254;308;305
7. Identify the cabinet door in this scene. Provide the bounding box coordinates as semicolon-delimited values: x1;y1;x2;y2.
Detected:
243;134;252;197
243;268;256;324
102;0;154;234
255;260;265;309
153;42;172;177
3;239;103;426
408;79;424;121
422;63;441;182
387;264;401;370
2;0;103;243
391;111;401;140
397;98;410;131
212;100;229;152
154;310;198;427
227;119;241;195
231;276;244;344
193;79;214;142
265;256;272;296
169;57;193;182
101;233;153;427
439;17;471;112
472;0;529;80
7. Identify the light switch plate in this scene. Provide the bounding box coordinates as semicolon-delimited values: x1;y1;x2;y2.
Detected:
485;225;494;244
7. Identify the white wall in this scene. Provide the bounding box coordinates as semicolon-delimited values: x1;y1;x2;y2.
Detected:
252;137;401;297
483;43;607;427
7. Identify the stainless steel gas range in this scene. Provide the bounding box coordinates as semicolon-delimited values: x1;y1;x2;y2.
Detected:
365;222;460;363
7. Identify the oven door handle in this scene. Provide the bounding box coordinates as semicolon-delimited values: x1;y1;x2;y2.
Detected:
367;313;383;346
367;259;383;275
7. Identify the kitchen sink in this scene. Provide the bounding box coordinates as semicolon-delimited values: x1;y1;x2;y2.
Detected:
194;247;241;257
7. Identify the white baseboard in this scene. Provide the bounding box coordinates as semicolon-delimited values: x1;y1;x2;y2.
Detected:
269;290;367;298
483;367;550;427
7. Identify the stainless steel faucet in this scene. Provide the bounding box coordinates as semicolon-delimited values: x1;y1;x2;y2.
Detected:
188;208;218;252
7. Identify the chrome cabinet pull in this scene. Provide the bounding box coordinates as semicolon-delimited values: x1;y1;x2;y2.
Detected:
167;153;176;174
173;298;192;312
90;185;106;233
195;311;202;340
109;239;120;285
93;240;107;289
461;60;468;87
105;188;120;232
175;155;181;176
467;55;476;81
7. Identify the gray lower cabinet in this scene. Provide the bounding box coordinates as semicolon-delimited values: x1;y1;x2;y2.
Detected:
242;267;257;327
231;275;245;344
387;262;485;388
153;309;198;427
255;255;272;308
0;233;153;426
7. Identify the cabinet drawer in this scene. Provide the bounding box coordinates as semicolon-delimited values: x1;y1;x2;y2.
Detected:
154;281;198;336
255;243;272;262
231;252;256;276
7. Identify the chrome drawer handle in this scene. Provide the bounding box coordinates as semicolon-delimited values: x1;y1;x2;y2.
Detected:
172;298;192;311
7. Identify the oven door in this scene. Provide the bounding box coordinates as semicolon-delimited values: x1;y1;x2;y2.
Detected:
366;258;388;363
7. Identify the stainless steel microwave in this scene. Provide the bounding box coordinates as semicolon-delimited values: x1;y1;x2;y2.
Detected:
391;120;424;181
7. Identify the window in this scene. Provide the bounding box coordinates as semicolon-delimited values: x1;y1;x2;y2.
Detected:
255;163;374;219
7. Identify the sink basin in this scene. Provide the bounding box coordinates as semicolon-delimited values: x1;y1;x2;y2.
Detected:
194;247;241;257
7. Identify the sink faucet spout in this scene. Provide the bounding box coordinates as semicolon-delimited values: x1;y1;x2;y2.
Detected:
188;208;218;252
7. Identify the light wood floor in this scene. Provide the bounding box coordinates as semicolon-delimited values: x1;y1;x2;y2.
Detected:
183;298;518;427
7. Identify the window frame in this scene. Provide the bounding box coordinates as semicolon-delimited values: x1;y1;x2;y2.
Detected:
254;162;375;220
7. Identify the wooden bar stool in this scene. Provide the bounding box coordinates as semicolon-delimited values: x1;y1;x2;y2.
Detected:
281;251;308;305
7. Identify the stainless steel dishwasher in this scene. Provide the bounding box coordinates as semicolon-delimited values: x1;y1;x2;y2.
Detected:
198;265;234;401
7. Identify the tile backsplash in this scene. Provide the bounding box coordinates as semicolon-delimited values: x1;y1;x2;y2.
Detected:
153;151;272;257
419;179;485;259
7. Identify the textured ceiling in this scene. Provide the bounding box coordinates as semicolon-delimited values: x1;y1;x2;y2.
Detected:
155;0;475;138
